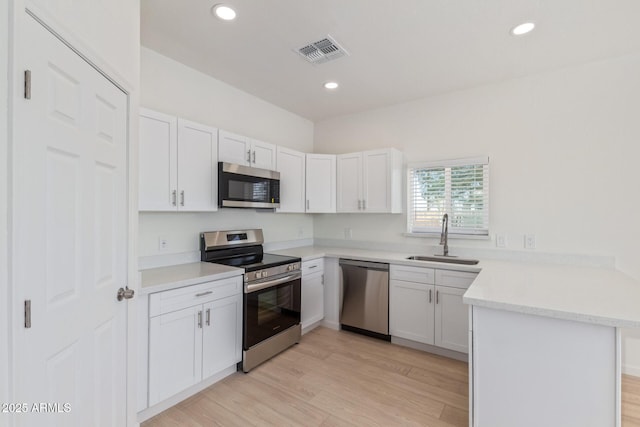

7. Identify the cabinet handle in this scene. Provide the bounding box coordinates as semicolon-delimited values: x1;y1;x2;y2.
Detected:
436;290;439;304
195;291;213;297
206;308;211;326
197;310;203;328
429;289;432;303
308;265;318;269
247;149;251;163
321;274;324;285
180;190;185;206
363;200;366;210
172;190;177;206
252;150;256;164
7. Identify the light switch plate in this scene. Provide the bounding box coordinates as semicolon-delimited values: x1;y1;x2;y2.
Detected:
496;234;507;248
344;228;352;239
524;234;536;249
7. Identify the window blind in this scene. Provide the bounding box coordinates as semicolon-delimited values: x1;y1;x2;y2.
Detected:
407;157;489;236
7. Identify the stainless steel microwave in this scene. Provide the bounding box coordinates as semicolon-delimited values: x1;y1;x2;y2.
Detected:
218;162;280;209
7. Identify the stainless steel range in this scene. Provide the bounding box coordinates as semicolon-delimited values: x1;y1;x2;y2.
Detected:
200;229;301;372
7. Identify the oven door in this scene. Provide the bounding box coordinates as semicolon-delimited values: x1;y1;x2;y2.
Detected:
218;162;280;208
244;272;301;349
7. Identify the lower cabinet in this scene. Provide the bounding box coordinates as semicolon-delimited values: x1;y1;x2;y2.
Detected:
390;265;477;354
301;258;324;330
147;276;242;407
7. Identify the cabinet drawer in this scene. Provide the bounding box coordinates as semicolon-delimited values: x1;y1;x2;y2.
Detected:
302;258;324;276
390;265;435;284
435;269;478;289
149;275;243;317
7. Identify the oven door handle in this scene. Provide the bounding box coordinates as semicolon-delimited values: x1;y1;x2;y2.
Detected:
245;272;301;293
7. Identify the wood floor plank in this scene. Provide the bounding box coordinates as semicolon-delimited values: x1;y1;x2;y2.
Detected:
142;327;640;427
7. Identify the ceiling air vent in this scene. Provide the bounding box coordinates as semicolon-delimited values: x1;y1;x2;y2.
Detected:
296;35;349;65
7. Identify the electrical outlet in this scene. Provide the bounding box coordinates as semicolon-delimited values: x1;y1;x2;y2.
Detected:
344;228;352;240
496;234;507;248
298;227;304;238
158;237;168;251
524;234;536;249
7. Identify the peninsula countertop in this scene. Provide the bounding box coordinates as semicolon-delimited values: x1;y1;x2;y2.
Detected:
270;245;640;328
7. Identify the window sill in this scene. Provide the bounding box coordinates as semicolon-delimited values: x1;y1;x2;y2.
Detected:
403;232;490;240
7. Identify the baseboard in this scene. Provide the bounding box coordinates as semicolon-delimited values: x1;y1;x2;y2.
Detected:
302;319;323;335
137;364;237;422
623;364;640;377
321;319;340;330
391;336;468;362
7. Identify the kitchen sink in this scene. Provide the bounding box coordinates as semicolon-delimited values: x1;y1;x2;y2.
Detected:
406;255;480;265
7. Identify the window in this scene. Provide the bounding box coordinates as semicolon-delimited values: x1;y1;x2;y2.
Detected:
407;157;489;236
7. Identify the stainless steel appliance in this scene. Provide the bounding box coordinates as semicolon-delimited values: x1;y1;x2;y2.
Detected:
200;229;301;372
218;162;280;209
339;259;390;340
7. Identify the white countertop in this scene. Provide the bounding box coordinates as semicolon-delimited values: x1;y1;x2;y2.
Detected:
270;245;640;328
139;262;243;294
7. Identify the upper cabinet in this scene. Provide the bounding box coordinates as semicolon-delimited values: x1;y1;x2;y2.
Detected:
218;130;276;170
276;146;306;213
139;108;218;212
306;154;336;213
337;148;403;213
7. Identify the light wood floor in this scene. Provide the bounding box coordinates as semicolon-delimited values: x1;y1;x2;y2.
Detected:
143;326;640;427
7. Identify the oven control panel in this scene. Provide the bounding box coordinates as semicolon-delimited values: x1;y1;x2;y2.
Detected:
245;262;300;283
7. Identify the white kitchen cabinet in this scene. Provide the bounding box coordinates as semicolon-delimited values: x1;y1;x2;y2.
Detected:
306;154;336;213
337;148;403;213
139;108;218;211
147;276;242;407
390;264;477;354
276;146;306;213
301;258;324;330
218;130;276;170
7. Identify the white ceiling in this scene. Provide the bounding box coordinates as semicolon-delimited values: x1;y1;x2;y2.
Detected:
141;0;640;121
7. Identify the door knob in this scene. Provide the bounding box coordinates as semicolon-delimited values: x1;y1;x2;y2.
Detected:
117;286;135;301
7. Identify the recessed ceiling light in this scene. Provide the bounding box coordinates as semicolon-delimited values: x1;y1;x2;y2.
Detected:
324;81;339;90
511;22;535;36
212;4;237;21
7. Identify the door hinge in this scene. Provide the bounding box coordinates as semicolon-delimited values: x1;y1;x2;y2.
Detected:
24;300;31;328
24;70;31;100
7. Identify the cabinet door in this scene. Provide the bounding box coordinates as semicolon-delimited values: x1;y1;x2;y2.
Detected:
139;109;177;211
276;146;306;213
251;139;277;170
390;280;435;344
177;119;218;211
201;294;242;379
218;130;250;165
302;272;324;328
435;286;468;353
148;305;203;406
306;154;336;213
336;152;362;212
362;149;391;212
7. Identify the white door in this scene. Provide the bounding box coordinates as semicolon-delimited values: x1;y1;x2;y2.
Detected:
148;306;202;406
362;149;390;212
177;118;218;211
139;109;177;211
250;139;276;170
201;294;242;379
306;154;336;213
435;286;468;353
14;14;128;426
336;152;362;212
276;146;306;213
389;280;435;344
218;130;250;165
301;272;325;328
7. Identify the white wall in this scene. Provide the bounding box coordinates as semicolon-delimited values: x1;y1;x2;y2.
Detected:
139;48;314;259
314;52;640;374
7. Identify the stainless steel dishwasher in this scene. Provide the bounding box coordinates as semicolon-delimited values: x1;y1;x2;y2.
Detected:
339;259;390;340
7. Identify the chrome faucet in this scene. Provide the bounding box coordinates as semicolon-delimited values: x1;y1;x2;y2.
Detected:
439;213;449;256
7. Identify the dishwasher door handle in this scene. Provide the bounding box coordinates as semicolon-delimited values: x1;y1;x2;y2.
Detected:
339;259;389;271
